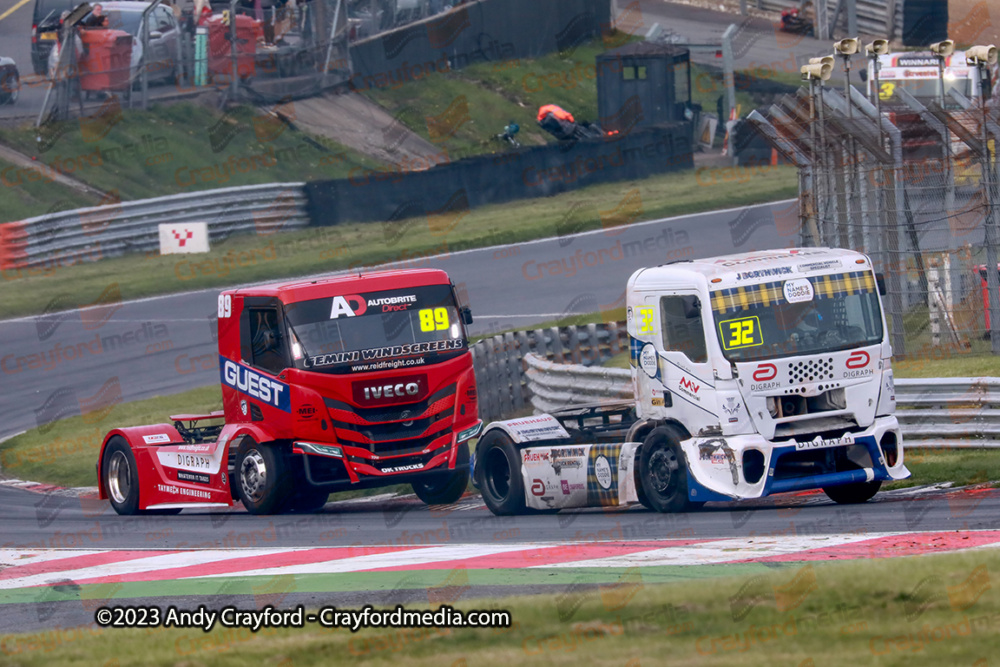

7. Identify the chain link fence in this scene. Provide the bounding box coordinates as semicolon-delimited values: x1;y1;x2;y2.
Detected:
748;65;1000;360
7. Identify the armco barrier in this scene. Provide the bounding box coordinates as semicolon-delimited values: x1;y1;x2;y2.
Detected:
470;321;628;423
519;353;1000;448
0;183;309;270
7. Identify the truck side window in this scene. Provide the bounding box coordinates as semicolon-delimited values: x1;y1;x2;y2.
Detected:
249;308;286;375
660;296;707;363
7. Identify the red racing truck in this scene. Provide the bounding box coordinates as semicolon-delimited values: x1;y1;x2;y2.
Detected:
97;269;481;515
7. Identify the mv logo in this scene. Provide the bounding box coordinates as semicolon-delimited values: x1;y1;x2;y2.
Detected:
679;377;700;394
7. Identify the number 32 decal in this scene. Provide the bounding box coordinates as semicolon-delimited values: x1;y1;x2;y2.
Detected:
718;316;763;350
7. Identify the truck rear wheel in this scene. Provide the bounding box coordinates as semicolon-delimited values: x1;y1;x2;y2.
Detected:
823;480;882;504
475;430;526;515
235;438;292;515
102;437;141;515
639;427;697;513
412;444;470;506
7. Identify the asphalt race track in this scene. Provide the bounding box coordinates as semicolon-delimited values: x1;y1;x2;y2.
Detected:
2;480;999;633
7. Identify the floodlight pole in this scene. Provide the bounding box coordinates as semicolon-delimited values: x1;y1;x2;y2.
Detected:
975;60;1000;353
935;53;955;213
841;53;860;248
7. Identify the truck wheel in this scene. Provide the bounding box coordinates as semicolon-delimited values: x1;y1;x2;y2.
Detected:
475;430;526;516
633;451;652;510
412;444;470;506
235;438;292;515
639;427;695;513
285;487;329;513
823;480;882;504
102;437;141;515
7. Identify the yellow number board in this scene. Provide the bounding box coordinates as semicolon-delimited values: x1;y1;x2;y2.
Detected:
718;316;763;350
637;306;655;335
419;307;450;332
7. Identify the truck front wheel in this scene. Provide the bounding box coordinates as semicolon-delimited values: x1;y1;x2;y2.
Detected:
103;437;141;515
475;431;526;515
235;438;292;515
639;427;698;513
412;444;470;506
823;480;882;504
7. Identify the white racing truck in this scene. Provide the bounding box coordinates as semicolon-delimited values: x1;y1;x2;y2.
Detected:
473;248;910;515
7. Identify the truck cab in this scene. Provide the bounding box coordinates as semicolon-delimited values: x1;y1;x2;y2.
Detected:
866;50;998;159
626;248;907;507
474;248;909;516
99;269;481;515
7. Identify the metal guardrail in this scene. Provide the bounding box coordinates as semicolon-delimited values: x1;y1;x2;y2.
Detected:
470;322;629;424
0;182;309;269
525;353;633;414
895;378;1000;448
752;0;902;40
522;354;1000;449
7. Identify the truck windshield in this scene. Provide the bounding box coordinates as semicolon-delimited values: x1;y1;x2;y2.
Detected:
711;271;883;362
878;76;971;106
283;284;467;374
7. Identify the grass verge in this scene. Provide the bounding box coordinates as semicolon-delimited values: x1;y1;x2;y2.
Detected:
363;36;770;160
0;386;222;488
0;165;798;319
0;158;100;221
889;448;996;488
0;102;380;213
1;550;998;665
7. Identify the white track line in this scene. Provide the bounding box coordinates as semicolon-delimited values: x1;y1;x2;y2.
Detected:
194;543;553;579
532;532;895;568
0;548;306;590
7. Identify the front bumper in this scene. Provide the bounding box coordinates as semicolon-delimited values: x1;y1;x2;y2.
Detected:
293;421;480;489
681;415;909;502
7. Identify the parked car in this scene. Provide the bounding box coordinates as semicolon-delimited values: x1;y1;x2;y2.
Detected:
31;0;79;75
0;58;19;105
101;1;181;84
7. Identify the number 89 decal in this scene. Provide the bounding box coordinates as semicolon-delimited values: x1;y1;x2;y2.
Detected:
218;294;232;318
717;316;763;350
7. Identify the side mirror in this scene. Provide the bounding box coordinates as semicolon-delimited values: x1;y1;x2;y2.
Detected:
683;295;701;319
858;69;868;82
876;273;887;296
149;30;163;39
461;306;473;325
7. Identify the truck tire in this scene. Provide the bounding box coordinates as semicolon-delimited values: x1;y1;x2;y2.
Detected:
412;444;470;506
634;452;652;510
235;438;292;515
285;487;329;513
639;426;697;513
102;436;141;515
475;430;526;516
823;480;881;504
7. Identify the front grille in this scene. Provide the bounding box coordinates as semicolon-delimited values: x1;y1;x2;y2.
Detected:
773;417;858;439
786;358;835;384
333;408;453;443
349;433;450;459
324;384;456;423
